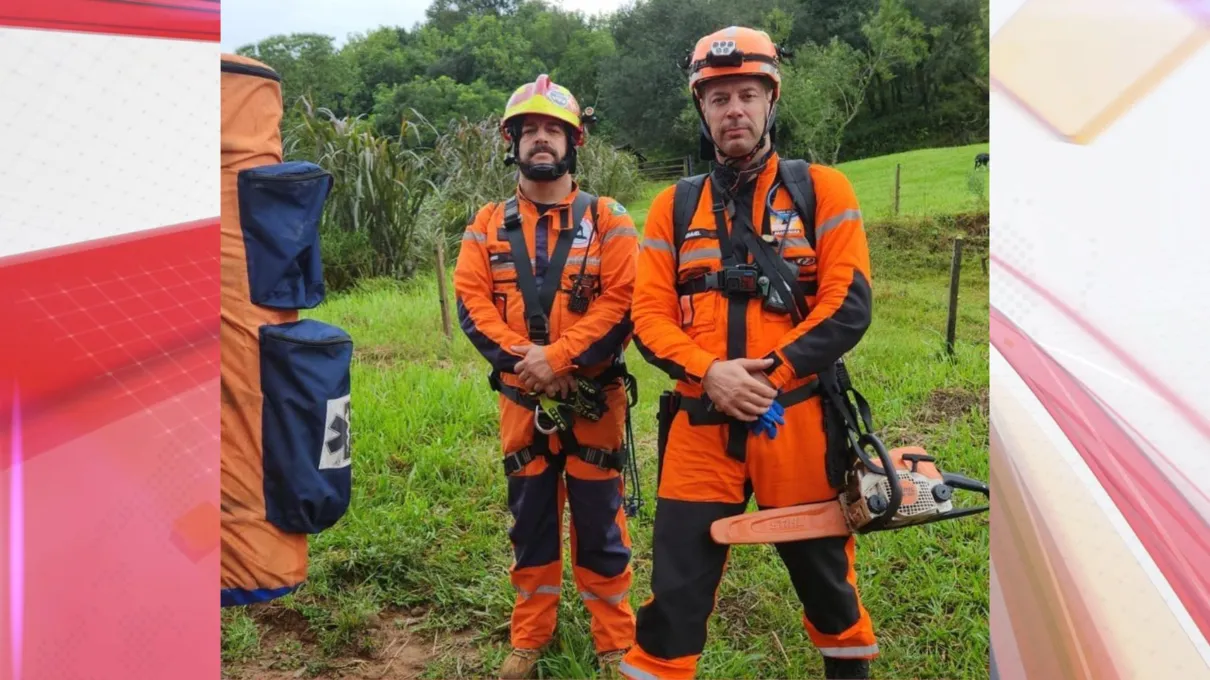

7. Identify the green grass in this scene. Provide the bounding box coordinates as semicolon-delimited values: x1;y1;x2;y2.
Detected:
840;142;989;219
222;143;990;679
619;142;989;224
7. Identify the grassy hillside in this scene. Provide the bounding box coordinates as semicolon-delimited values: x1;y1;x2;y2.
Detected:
628;142;989;225
221;144;990;680
842;142;989;219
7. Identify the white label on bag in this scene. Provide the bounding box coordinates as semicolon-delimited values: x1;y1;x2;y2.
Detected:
319;394;352;470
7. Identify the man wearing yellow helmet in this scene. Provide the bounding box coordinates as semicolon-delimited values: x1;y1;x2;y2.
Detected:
453;74;640;678
620;27;878;680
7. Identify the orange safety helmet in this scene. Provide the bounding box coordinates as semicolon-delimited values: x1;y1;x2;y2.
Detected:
684;26;786;165
687;26;783;103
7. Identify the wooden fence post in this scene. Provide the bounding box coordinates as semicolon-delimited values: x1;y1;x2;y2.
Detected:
436;239;453;342
946;236;964;356
894;163;902;216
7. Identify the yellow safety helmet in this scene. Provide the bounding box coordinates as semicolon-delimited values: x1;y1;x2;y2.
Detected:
501;74;589;146
501;74;594;179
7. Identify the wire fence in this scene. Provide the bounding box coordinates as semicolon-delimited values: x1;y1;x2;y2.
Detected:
636;155;694;183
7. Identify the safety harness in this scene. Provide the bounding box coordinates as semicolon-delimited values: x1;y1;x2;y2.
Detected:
662;159;849;466
661;160;990;534
488;190;643;517
651;159;989;542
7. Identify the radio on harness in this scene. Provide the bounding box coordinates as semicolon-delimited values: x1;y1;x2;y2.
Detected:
568;273;597;314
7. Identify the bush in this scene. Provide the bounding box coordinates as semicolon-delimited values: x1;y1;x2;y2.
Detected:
419;115;517;259
867;211;989;276
285;100;435;290
284;102;649;291
575;134;644;206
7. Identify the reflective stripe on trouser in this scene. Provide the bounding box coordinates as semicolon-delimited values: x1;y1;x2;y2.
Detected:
620;404;878;679
507;452;636;652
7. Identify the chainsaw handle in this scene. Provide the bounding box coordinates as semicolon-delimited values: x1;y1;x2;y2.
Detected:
861;432;903;531
943;472;989;498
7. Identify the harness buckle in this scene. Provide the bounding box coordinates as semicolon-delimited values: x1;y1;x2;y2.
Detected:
527;315;550;346
579;447;622;472
503;447;538;475
719;264;761;297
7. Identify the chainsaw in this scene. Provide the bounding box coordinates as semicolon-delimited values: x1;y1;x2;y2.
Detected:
711;444;989;544
710;366;989;545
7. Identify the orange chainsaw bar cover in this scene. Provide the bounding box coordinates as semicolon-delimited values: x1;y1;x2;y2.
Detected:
710;500;852;544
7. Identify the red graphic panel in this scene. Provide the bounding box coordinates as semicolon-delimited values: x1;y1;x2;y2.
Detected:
0;221;219;458
0;221;221;680
0;0;220;42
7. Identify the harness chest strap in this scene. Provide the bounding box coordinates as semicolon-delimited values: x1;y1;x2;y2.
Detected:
495;190;629;474
669;162;819;462
501;190;597;345
675;159;818;300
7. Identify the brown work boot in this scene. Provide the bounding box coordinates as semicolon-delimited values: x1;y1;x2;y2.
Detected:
498;646;544;679
597;649;627;678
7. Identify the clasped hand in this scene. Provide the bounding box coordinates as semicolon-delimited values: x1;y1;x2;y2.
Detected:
512;344;575;398
702;358;778;422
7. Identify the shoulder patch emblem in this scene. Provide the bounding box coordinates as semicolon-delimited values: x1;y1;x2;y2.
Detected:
608;201;628;216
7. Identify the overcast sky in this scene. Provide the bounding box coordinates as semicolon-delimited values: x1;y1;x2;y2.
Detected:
220;0;631;52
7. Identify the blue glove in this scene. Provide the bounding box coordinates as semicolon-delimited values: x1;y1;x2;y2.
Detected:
749;398;785;439
765;399;785;438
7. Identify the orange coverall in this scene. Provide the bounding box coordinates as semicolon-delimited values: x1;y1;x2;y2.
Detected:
453;183;640;654
620;154;877;679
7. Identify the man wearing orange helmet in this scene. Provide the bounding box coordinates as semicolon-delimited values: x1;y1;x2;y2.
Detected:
619;27;878;680
453;74;640;679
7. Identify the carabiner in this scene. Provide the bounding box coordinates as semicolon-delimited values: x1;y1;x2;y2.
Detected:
534;405;559;435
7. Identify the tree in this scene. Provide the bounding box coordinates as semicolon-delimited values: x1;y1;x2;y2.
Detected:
778;0;928;164
236;34;353;118
370;76;507;142
340;28;427;118
597;0;781;156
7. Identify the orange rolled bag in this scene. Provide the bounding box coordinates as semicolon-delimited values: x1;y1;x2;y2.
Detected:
220;54;354;607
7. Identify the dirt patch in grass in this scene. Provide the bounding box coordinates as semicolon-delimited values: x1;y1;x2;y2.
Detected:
357;345;411;368
919;387;988;424
223;605;478;680
355;344;455;371
713;590;762;638
879;421;932;449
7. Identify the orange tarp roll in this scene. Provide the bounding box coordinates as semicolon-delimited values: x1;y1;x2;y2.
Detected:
220;54;353;606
